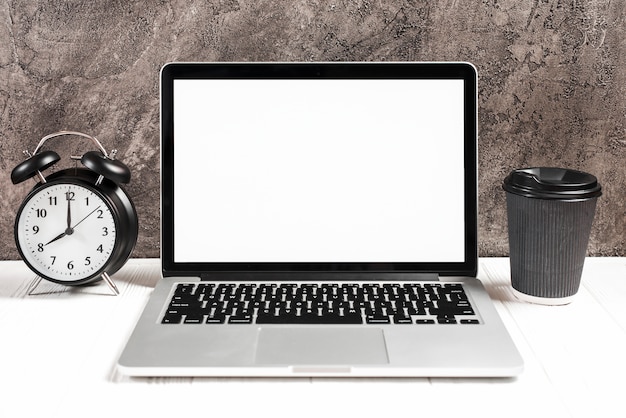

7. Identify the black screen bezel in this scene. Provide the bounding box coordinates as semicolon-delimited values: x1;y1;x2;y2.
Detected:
161;62;477;277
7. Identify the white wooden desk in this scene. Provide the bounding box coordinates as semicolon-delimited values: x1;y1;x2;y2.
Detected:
1;258;624;418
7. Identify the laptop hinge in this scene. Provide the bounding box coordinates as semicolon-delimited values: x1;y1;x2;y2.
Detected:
198;272;440;282
413;273;440;282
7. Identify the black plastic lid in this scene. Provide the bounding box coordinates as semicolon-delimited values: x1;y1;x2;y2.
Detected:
503;167;602;200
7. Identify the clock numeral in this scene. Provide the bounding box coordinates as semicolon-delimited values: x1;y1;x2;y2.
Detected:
84;257;91;266
37;243;44;252
97;210;104;219
67;261;74;270
50;256;56;265
66;191;75;201
36;208;47;218
97;244;103;253
32;226;39;234
85;197;89;206
49;196;57;206
102;227;108;236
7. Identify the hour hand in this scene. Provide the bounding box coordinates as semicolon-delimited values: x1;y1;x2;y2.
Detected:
45;231;66;246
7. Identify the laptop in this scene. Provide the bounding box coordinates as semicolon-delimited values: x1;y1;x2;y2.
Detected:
118;62;523;377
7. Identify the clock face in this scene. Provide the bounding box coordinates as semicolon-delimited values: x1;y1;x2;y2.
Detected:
16;182;118;282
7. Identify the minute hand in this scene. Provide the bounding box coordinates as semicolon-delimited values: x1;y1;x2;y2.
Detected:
66;191;72;229
71;206;102;230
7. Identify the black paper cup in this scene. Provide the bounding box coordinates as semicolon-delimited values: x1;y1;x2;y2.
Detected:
503;168;601;305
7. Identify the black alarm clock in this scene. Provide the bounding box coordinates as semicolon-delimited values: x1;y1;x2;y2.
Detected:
11;131;138;295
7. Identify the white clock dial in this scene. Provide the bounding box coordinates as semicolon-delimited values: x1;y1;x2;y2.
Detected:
16;183;117;282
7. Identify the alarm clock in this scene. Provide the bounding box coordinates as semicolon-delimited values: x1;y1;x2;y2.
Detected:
11;131;138;295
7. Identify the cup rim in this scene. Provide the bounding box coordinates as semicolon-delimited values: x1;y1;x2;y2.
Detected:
503;167;602;200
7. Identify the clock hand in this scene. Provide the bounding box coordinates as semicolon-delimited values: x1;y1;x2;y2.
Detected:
45;192;76;246
66;190;72;230
45;231;67;246
71;205;101;230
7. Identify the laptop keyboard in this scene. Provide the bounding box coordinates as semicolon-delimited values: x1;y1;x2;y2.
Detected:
161;282;480;325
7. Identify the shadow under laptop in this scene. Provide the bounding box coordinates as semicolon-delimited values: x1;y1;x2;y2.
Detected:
483;283;519;303
109;370;518;385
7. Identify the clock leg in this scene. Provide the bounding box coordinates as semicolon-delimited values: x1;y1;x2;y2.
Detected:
26;276;43;296
101;272;120;296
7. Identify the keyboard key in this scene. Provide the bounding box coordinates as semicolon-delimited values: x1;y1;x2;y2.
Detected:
205;315;226;324
392;316;413;324
174;283;195;294
366;315;390;324
162;313;183;324
184;315;204;324
228;315;253;324
256;313;362;324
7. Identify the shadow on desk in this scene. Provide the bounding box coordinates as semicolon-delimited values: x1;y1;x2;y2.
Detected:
109;369;519;385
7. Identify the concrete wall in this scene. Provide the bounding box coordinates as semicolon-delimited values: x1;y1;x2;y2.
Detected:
1;1;624;260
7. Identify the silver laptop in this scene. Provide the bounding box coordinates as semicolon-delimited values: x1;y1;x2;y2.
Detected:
118;62;523;377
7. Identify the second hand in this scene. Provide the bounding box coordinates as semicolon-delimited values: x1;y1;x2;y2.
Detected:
71;205;102;230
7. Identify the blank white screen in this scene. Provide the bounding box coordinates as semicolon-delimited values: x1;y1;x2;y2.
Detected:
173;79;465;262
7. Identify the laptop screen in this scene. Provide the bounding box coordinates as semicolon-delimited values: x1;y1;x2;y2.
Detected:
161;63;477;276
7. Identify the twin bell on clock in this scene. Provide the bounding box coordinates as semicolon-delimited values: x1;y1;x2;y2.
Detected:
11;131;138;295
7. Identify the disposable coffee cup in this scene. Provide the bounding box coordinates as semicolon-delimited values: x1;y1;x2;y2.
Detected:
503;167;601;305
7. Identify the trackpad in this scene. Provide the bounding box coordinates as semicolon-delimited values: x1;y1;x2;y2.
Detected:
255;328;389;365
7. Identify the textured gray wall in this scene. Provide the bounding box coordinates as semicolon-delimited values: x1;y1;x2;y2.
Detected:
1;1;624;261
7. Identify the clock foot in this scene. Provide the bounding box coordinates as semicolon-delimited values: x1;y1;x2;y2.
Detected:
101;272;120;296
25;274;119;296
26;276;44;296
